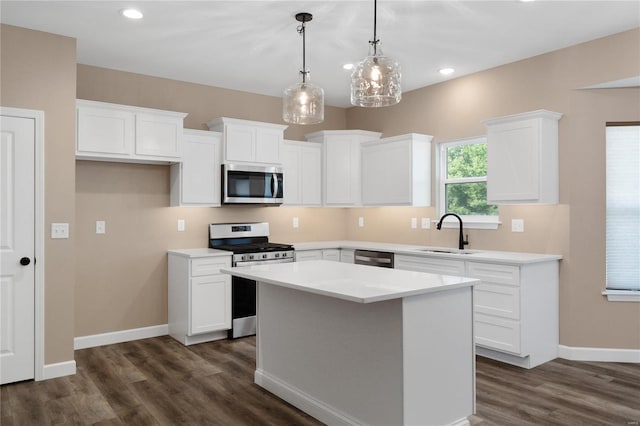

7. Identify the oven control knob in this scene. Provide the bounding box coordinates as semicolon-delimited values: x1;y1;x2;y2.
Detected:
275;253;280;258
282;253;287;258
249;255;254;260
262;254;267;259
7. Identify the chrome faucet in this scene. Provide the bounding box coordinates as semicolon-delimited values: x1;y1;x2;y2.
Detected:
436;213;469;250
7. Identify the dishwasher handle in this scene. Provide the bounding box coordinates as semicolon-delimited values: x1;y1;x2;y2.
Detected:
354;250;395;268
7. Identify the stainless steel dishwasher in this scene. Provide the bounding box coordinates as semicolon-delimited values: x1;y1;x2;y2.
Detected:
354;249;394;268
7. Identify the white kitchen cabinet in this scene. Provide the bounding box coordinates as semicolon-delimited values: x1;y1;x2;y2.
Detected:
168;250;232;346
281;140;322;206
395;254;559;369
483;109;562;204
361;134;432;206
468;261;559;368
76;99;187;163
170;129;222;207
305;130;381;206
394;254;466;276
295;249;341;262
340;249;355;263
207;117;287;164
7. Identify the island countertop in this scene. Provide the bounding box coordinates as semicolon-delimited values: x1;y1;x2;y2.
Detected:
221;260;479;304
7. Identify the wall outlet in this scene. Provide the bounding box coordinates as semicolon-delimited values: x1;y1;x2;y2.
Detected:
512;219;524;233
421;217;430;229
293;217;299;228
358;217;365;227
411;217;418;229
177;219;185;232
96;220;106;234
51;223;69;239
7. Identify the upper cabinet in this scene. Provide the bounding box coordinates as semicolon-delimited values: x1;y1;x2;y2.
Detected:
281;140;322;206
170;129;222;207
76;99;187;164
361;133;432;206
305;130;381;207
207;117;287;165
484;110;562;204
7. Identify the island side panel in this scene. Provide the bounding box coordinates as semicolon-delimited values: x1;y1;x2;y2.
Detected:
402;286;475;426
256;282;404;426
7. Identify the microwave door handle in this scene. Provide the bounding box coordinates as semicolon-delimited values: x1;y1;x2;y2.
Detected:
271;173;278;198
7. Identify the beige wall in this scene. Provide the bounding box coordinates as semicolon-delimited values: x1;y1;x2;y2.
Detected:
346;28;640;349
1;25;77;363
75;66;349;336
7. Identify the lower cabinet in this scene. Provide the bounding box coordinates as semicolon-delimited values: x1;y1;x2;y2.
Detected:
395;254;559;368
295;249;341;262
168;251;231;345
340;249;354;263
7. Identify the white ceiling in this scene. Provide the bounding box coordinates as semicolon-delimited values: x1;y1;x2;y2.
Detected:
1;1;638;107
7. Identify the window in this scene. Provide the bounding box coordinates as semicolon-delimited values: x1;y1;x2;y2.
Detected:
438;137;499;229
605;124;640;302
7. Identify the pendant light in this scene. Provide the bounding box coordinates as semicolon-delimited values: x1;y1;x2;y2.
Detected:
283;12;324;125
350;0;401;107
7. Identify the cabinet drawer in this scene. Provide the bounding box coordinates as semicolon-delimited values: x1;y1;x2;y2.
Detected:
474;283;520;320
191;257;231;276
395;255;465;276
467;262;519;286
296;250;322;262
322;249;340;262
475;313;521;355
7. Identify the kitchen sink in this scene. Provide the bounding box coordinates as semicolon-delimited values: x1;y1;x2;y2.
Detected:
416;249;475;255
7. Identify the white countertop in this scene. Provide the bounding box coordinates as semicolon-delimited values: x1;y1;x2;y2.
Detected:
221;260;479;304
292;240;562;264
167;248;231;258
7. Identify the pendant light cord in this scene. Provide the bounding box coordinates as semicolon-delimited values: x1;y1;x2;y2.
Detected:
298;21;307;83
370;0;379;55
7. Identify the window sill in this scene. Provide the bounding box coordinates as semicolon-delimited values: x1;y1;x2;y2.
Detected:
602;290;640;302
435;217;501;230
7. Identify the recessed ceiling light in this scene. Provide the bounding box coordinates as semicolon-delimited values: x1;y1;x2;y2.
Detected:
343;63;354;71
439;67;455;76
120;8;143;19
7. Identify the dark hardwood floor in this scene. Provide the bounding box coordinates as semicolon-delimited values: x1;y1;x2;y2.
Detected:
2;335;639;425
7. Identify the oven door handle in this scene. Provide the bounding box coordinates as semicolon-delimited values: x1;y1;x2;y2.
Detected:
235;258;294;267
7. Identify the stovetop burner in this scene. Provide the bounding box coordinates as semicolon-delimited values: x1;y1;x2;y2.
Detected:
209;222;295;264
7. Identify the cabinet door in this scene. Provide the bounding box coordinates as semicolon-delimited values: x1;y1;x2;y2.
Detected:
224;123;256;162
77;105;134;156
255;127;282;164
487;119;540;202
135;113;183;159
300;144;322;205
325;139;358;205
177;131;221;206
362;140;412;205
340;249;355;263
190;274;231;334
395;255;465;276
281;143;301;205
475;313;521;354
322;249;340;262
296;250;322;262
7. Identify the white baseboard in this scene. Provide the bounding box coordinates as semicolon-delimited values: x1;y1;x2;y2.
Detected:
74;324;168;350
558;345;640;363
42;360;76;380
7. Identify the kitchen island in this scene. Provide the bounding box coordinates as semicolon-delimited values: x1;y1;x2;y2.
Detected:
222;260;480;426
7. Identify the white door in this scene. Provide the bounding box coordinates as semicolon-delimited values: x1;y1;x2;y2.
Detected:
1;115;35;384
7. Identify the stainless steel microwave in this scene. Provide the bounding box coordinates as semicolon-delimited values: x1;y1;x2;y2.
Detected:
222;163;284;205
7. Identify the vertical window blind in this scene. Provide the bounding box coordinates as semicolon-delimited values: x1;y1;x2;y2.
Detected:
606;124;640;291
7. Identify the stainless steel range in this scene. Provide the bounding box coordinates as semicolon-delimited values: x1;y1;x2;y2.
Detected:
209;222;294;338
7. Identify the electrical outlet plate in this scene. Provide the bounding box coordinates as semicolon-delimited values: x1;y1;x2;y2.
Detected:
512;219;524;233
421;218;430;229
51;223;69;239
96;220;106;234
177;219;185;232
293;217;299;228
358;217;364;227
411;218;418;229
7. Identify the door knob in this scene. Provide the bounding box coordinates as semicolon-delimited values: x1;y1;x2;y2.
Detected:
20;257;31;266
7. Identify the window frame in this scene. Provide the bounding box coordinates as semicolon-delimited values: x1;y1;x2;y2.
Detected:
436;136;500;230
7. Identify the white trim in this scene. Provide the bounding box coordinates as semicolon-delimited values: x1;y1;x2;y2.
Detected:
558;345;640;363
437;216;501;230
1;107;46;381
74;324;168;350
42;360;76;380
602;289;640;302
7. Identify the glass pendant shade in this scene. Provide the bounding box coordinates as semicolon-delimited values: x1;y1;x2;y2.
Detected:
283;79;324;125
351;43;401;107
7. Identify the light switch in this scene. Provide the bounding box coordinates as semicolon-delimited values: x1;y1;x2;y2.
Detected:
358;217;365;227
512;219;524;233
51;223;69;239
177;219;185;232
411;217;418;229
421;218;431;229
96;220;106;234
293;217;299;228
